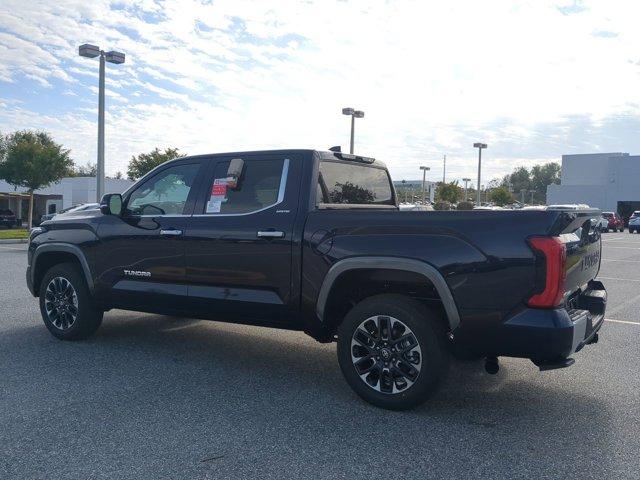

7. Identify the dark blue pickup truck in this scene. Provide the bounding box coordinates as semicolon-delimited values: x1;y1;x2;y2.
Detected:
27;149;606;410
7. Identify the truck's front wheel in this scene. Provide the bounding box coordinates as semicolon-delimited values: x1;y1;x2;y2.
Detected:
39;263;103;340
337;294;448;410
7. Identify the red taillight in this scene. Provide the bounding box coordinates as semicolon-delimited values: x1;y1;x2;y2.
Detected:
527;236;566;308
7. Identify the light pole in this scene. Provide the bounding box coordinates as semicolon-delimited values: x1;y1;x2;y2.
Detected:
342;108;364;154
442;154;447;183
473;143;487;206
462;178;471;201
79;44;125;202
420;166;430;204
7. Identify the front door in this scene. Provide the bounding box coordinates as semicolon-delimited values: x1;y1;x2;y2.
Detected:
94;160;205;313
184;153;301;325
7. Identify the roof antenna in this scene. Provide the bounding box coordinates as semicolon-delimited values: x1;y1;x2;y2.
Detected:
329;146;341;152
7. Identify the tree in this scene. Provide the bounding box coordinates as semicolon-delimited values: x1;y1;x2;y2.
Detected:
487;178;502;190
489;186;513;206
457;201;474;210
0;131;74;228
0;132;6;161
436;181;461;203
502;166;531;195
530;162;561;202
127;147;186;180
501;162;561;204
72;162;97;177
329;181;375;204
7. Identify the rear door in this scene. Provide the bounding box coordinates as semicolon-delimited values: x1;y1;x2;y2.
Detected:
183;153;302;325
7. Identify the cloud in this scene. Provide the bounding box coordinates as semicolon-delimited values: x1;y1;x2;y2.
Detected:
592;30;619;38
1;0;640;184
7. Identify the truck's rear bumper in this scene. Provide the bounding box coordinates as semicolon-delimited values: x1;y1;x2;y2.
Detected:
490;280;607;362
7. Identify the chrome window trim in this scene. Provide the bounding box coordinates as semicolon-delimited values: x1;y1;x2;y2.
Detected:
194;158;290;218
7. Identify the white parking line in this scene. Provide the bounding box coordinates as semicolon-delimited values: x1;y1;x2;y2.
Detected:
597;276;640;282
0;245;27;251
601;258;640;263
605;318;640;326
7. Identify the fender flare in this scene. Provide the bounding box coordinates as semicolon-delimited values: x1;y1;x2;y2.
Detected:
315;256;460;331
31;243;94;293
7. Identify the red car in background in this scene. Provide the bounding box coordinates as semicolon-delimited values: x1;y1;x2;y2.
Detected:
602;211;624;232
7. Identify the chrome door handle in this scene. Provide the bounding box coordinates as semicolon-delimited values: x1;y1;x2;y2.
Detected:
160;229;183;236
257;230;284;238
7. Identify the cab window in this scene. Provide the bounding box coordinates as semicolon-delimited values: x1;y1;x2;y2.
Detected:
318;161;393;205
203;158;287;215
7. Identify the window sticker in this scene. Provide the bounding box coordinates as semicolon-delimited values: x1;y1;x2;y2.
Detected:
211;180;227;197
206;199;222;213
206;178;229;213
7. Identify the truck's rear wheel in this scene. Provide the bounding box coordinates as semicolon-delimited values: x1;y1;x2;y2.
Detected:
39;263;103;340
337;294;448;410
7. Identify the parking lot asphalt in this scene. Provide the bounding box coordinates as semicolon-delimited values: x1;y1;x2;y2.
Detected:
0;233;639;480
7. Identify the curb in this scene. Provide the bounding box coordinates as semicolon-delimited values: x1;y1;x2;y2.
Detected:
0;239;28;244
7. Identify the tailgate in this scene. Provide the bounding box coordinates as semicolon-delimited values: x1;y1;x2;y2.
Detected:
556;210;602;301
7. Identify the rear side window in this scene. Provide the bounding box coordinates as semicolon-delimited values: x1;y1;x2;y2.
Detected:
203;158;288;215
318;161;393;205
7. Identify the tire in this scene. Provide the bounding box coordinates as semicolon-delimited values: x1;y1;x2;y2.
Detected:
39;263;103;340
337;294;449;410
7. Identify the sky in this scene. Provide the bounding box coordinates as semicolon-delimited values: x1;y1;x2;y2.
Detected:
1;0;640;184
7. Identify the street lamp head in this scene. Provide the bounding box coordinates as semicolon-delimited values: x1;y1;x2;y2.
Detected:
105;51;125;64
473;143;488;149
79;44;100;58
353;110;364;118
342;107;354;115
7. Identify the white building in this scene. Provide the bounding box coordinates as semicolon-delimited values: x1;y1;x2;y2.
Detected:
0;177;133;224
546;152;640;217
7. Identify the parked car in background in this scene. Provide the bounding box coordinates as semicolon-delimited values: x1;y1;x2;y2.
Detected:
595;216;609;232
0;209;17;228
546;204;590;210
40;203;100;224
399;203;434;211
628;211;640;233
602;212;624;232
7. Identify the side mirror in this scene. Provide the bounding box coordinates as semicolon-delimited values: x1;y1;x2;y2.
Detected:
100;193;123;216
226;158;245;190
